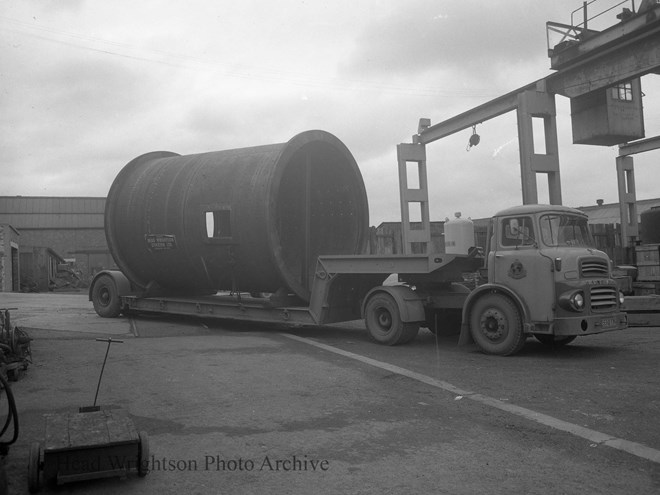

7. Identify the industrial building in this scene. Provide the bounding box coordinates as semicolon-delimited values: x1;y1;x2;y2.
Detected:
0;196;113;291
0;223;20;292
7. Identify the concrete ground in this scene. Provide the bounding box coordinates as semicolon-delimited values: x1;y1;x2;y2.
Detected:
1;292;659;494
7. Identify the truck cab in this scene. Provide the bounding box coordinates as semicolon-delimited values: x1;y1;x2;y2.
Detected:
461;204;627;355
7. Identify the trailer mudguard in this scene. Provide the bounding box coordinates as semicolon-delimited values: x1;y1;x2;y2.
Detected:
362;285;426;323
88;270;132;301
458;284;532;346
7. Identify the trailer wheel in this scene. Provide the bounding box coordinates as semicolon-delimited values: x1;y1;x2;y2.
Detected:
138;431;150;477
534;334;576;347
469;293;526;356
28;442;41;493
92;275;122;318
364;293;419;345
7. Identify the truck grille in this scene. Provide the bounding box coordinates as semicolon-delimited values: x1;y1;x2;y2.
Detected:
590;287;618;311
580;258;609;278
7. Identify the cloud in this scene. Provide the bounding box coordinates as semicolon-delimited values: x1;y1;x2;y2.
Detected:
1;0;659;226
340;0;565;87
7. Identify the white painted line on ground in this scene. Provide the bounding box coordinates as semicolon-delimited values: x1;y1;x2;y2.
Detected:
283;333;660;464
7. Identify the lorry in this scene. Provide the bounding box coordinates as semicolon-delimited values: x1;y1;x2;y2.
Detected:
89;130;627;356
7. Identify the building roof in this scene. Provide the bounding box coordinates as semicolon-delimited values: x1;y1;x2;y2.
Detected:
0;196;105;229
577;197;660;224
0;224;20;236
494;204;586;217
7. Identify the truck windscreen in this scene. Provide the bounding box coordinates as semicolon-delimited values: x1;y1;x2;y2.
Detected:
539;214;594;248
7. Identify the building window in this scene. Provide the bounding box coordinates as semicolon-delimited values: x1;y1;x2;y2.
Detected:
611;82;633;102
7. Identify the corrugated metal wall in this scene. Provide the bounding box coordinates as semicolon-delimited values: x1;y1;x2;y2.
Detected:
0;197;105;229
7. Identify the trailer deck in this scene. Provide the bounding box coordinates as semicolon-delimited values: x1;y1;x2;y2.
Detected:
118;253;484;327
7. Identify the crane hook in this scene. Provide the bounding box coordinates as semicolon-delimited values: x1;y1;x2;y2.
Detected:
466;125;480;151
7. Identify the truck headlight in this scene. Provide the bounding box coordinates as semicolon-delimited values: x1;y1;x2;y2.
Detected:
619;291;625;305
572;292;585;310
559;290;585;312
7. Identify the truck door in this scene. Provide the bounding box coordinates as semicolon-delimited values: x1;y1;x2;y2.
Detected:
491;215;554;322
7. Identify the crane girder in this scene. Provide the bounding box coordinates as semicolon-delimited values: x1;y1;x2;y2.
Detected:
416;4;660;145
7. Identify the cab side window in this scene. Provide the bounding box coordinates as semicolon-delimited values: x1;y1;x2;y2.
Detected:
501;216;535;247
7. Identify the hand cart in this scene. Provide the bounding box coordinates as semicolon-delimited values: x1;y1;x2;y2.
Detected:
28;338;149;493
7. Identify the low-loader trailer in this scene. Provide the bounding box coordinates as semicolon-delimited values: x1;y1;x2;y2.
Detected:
90;132;626;357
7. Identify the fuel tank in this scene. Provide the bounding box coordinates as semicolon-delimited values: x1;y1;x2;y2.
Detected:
105;130;369;301
444;212;475;255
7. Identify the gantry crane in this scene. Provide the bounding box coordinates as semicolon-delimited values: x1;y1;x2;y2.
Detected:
397;0;660;257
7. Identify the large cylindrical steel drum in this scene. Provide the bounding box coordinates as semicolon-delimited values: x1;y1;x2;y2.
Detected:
105;130;369;301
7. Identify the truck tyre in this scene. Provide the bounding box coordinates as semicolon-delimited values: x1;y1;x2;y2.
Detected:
534;334;576;347
469;293;526;356
91;274;122;318
365;293;419;345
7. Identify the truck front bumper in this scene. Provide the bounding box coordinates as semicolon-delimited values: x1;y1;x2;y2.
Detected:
545;311;627;336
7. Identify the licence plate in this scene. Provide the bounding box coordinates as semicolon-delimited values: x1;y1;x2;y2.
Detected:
600;317;617;329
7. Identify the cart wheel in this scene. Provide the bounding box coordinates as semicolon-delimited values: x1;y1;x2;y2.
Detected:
27;442;41;493
138;431;150;477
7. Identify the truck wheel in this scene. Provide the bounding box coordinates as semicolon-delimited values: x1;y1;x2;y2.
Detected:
92;275;122;318
534;334;576;347
365;293;419;345
469;293;526;356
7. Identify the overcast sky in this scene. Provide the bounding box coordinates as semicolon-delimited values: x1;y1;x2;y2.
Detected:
1;0;659;225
